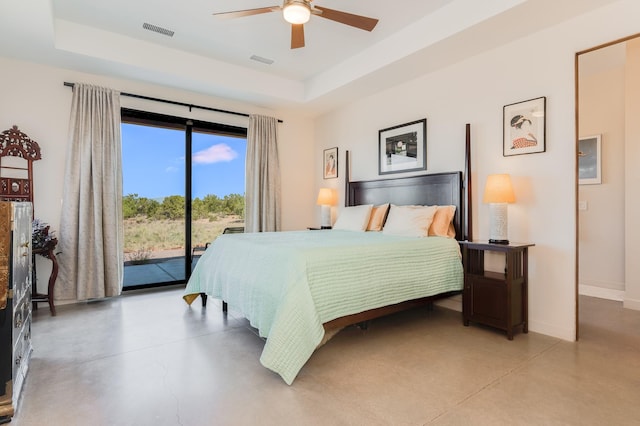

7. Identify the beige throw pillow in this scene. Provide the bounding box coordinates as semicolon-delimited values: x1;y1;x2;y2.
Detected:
428;205;457;238
366;203;390;231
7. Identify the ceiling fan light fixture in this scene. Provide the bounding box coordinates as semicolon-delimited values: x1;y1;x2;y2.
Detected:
283;1;311;24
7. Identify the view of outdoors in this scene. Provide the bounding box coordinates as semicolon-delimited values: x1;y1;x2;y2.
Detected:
121;123;246;273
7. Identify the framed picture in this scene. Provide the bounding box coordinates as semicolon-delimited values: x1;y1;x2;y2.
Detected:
503;96;546;156
378;119;427;175
323;147;338;179
578;135;602;185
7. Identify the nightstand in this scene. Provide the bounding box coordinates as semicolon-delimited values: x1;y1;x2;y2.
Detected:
459;241;534;340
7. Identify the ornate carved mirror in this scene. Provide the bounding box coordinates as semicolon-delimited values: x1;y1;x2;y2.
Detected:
0;125;41;209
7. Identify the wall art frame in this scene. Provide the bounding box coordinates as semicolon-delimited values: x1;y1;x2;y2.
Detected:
578;134;602;185
378;118;427;175
503;96;546;156
323;147;338;179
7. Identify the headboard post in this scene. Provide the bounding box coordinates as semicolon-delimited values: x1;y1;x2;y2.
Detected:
345;150;351;207
464;123;472;241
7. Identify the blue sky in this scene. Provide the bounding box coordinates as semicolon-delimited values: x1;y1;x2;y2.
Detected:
121;123;246;199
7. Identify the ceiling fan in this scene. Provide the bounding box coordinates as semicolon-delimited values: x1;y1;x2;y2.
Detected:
213;0;379;49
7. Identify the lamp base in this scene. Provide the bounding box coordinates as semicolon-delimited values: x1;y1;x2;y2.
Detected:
320;204;331;228
488;203;509;245
489;239;510;245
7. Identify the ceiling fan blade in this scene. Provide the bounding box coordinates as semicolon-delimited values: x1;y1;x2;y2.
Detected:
291;24;305;49
313;6;378;32
213;6;279;19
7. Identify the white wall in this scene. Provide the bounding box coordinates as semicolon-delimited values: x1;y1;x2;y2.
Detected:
0;57;315;296
625;38;640;310
315;0;640;341
578;64;626;299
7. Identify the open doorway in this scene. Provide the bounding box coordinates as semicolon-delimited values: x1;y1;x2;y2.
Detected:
575;33;640;338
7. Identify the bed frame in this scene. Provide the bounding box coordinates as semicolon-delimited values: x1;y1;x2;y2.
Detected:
322;123;472;330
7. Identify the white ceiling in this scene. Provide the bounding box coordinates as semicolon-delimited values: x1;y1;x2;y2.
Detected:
0;0;622;116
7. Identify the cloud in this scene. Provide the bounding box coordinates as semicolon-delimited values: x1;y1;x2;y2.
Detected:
165;166;178;173
192;143;238;164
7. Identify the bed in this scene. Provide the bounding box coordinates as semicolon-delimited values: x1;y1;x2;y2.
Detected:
184;125;473;384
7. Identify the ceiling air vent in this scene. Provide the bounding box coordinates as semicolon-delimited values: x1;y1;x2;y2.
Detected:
250;55;274;65
142;22;175;37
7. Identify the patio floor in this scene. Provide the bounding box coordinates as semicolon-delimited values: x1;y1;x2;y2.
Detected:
123;256;200;288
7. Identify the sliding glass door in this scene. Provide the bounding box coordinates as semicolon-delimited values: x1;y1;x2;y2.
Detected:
121;109;247;289
191;130;247;259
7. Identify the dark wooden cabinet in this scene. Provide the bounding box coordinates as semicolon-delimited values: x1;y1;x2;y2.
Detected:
0;202;33;423
460;241;534;340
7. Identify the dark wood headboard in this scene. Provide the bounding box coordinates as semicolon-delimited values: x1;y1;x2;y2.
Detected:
344;124;472;242
346;172;464;240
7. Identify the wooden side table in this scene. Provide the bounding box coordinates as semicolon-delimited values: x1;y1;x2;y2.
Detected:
459;241;534;340
32;238;58;316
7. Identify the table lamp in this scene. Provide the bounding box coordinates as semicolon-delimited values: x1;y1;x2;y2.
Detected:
483;174;515;244
316;188;337;229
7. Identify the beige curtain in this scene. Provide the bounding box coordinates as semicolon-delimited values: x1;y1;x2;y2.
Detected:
57;84;124;300
245;115;281;232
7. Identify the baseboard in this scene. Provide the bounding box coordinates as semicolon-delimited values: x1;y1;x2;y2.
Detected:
623;297;640;311
528;319;575;342
579;284;625;302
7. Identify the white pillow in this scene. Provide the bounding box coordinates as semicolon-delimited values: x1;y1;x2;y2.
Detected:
382;205;437;237
333;205;373;232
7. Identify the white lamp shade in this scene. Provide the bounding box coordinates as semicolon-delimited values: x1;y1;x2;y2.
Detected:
483;174;515;204
316;188;337;206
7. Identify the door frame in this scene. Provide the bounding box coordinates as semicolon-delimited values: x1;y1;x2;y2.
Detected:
574;32;640;340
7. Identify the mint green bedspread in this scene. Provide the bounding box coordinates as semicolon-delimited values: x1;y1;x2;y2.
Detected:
183;230;463;384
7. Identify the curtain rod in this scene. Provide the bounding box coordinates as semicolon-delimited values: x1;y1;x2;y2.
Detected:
63;82;283;123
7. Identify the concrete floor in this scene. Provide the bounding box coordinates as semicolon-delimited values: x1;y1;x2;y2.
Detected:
11;291;640;425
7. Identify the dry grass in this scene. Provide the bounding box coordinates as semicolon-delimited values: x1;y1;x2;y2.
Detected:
124;215;244;255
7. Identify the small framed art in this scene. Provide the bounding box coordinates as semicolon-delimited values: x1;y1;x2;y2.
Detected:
323;147;338;179
378;119;427;175
578;135;602;185
503;96;546;156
